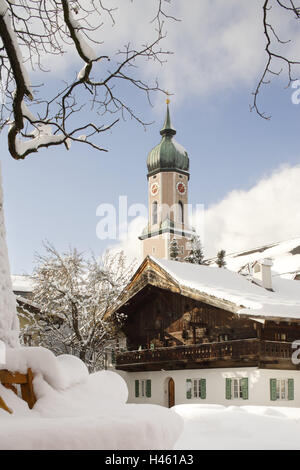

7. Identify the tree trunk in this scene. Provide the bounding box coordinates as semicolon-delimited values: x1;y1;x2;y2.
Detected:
0;162;19;348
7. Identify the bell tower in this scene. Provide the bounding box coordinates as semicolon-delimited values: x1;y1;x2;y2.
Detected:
139;101;194;260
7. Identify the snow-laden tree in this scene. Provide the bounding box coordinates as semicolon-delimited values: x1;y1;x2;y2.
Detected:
0;0;175;347
169;237;179;261
216;249;226;268
185;235;204;265
20;244;135;371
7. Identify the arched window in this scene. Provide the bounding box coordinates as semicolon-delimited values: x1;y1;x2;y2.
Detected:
178;201;184;224
152;201;158;225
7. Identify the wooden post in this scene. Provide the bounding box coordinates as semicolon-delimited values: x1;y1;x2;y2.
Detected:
20;368;36;409
0;395;13;414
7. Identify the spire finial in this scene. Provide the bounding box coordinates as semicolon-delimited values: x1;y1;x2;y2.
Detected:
160;94;176;137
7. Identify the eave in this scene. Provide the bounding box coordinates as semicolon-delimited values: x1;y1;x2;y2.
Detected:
105;256;243;320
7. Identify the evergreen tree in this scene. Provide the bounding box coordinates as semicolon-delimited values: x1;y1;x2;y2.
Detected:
169;238;180;261
216;250;226;268
185;235;204;264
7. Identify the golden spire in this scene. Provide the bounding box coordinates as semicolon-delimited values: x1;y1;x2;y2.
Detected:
165;91;170;105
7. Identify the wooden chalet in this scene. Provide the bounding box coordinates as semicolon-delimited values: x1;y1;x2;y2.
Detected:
110;256;300;374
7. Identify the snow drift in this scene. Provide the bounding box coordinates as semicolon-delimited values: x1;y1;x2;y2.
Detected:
0;348;183;450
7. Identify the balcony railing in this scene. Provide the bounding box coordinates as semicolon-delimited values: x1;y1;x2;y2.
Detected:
116;339;294;369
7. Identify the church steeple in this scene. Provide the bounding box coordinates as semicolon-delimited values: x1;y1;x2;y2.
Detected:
146;103;189;178
160;104;176;137
139;102;195;261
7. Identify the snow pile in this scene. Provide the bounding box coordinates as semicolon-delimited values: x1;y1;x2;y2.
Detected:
152;257;300;320
174;404;300;450
0;163;19;347
5;347;89;390
0;348;183;450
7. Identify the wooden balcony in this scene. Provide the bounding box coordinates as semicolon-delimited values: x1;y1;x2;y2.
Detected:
115;339;296;372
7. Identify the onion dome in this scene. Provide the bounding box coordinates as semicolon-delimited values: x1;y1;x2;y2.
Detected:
147;104;189;178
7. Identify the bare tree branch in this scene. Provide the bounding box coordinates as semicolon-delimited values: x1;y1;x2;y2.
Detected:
252;0;300;119
0;0;176;159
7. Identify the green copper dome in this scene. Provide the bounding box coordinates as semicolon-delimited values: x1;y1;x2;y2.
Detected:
147;105;189;177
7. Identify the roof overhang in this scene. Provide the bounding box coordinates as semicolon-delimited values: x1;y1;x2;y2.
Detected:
105;256;242;319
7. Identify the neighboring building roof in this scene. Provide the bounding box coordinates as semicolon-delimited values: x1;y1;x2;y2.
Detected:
110;256;300;322
11;275;34;294
147;104;189;177
207;236;300;280
154;257;300;320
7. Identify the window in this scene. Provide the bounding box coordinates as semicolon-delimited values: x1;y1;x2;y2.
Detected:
270;378;294;401
177;201;184;224
152;201;158;225
186;379;206;399
233;378;242;399
226;377;248;400
219;334;229;342
275;332;287;341
152;247;156;254
135;379;151;398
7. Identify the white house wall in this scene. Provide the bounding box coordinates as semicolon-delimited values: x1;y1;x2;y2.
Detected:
117;368;300;408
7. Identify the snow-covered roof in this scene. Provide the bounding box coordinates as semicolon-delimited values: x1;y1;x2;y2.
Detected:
11;275;34;293
150;257;300;321
209;236;300;280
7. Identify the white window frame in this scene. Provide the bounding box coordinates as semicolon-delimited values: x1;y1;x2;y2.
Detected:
276;379;288;400
192;379;204;399
232;378;243;399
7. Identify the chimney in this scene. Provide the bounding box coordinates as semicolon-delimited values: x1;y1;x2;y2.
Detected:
252;258;273;290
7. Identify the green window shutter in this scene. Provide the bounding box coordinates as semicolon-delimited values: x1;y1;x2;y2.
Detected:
270;379;277;401
186;379;192;399
288;379;294;401
111;349;116;364
146;379;151;398
200;379;206;399
241;378;248;400
135;380;139;398
226;378;232;399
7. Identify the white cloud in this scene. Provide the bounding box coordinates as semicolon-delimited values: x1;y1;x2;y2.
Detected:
202;164;300;257
108;215;147;263
30;0;300;114
35;1;266;98
110;164;300;261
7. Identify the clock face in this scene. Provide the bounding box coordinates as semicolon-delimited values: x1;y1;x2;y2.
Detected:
177;181;186;195
151;182;159;196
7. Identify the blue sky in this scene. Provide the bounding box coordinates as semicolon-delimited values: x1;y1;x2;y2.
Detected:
2;0;300;274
